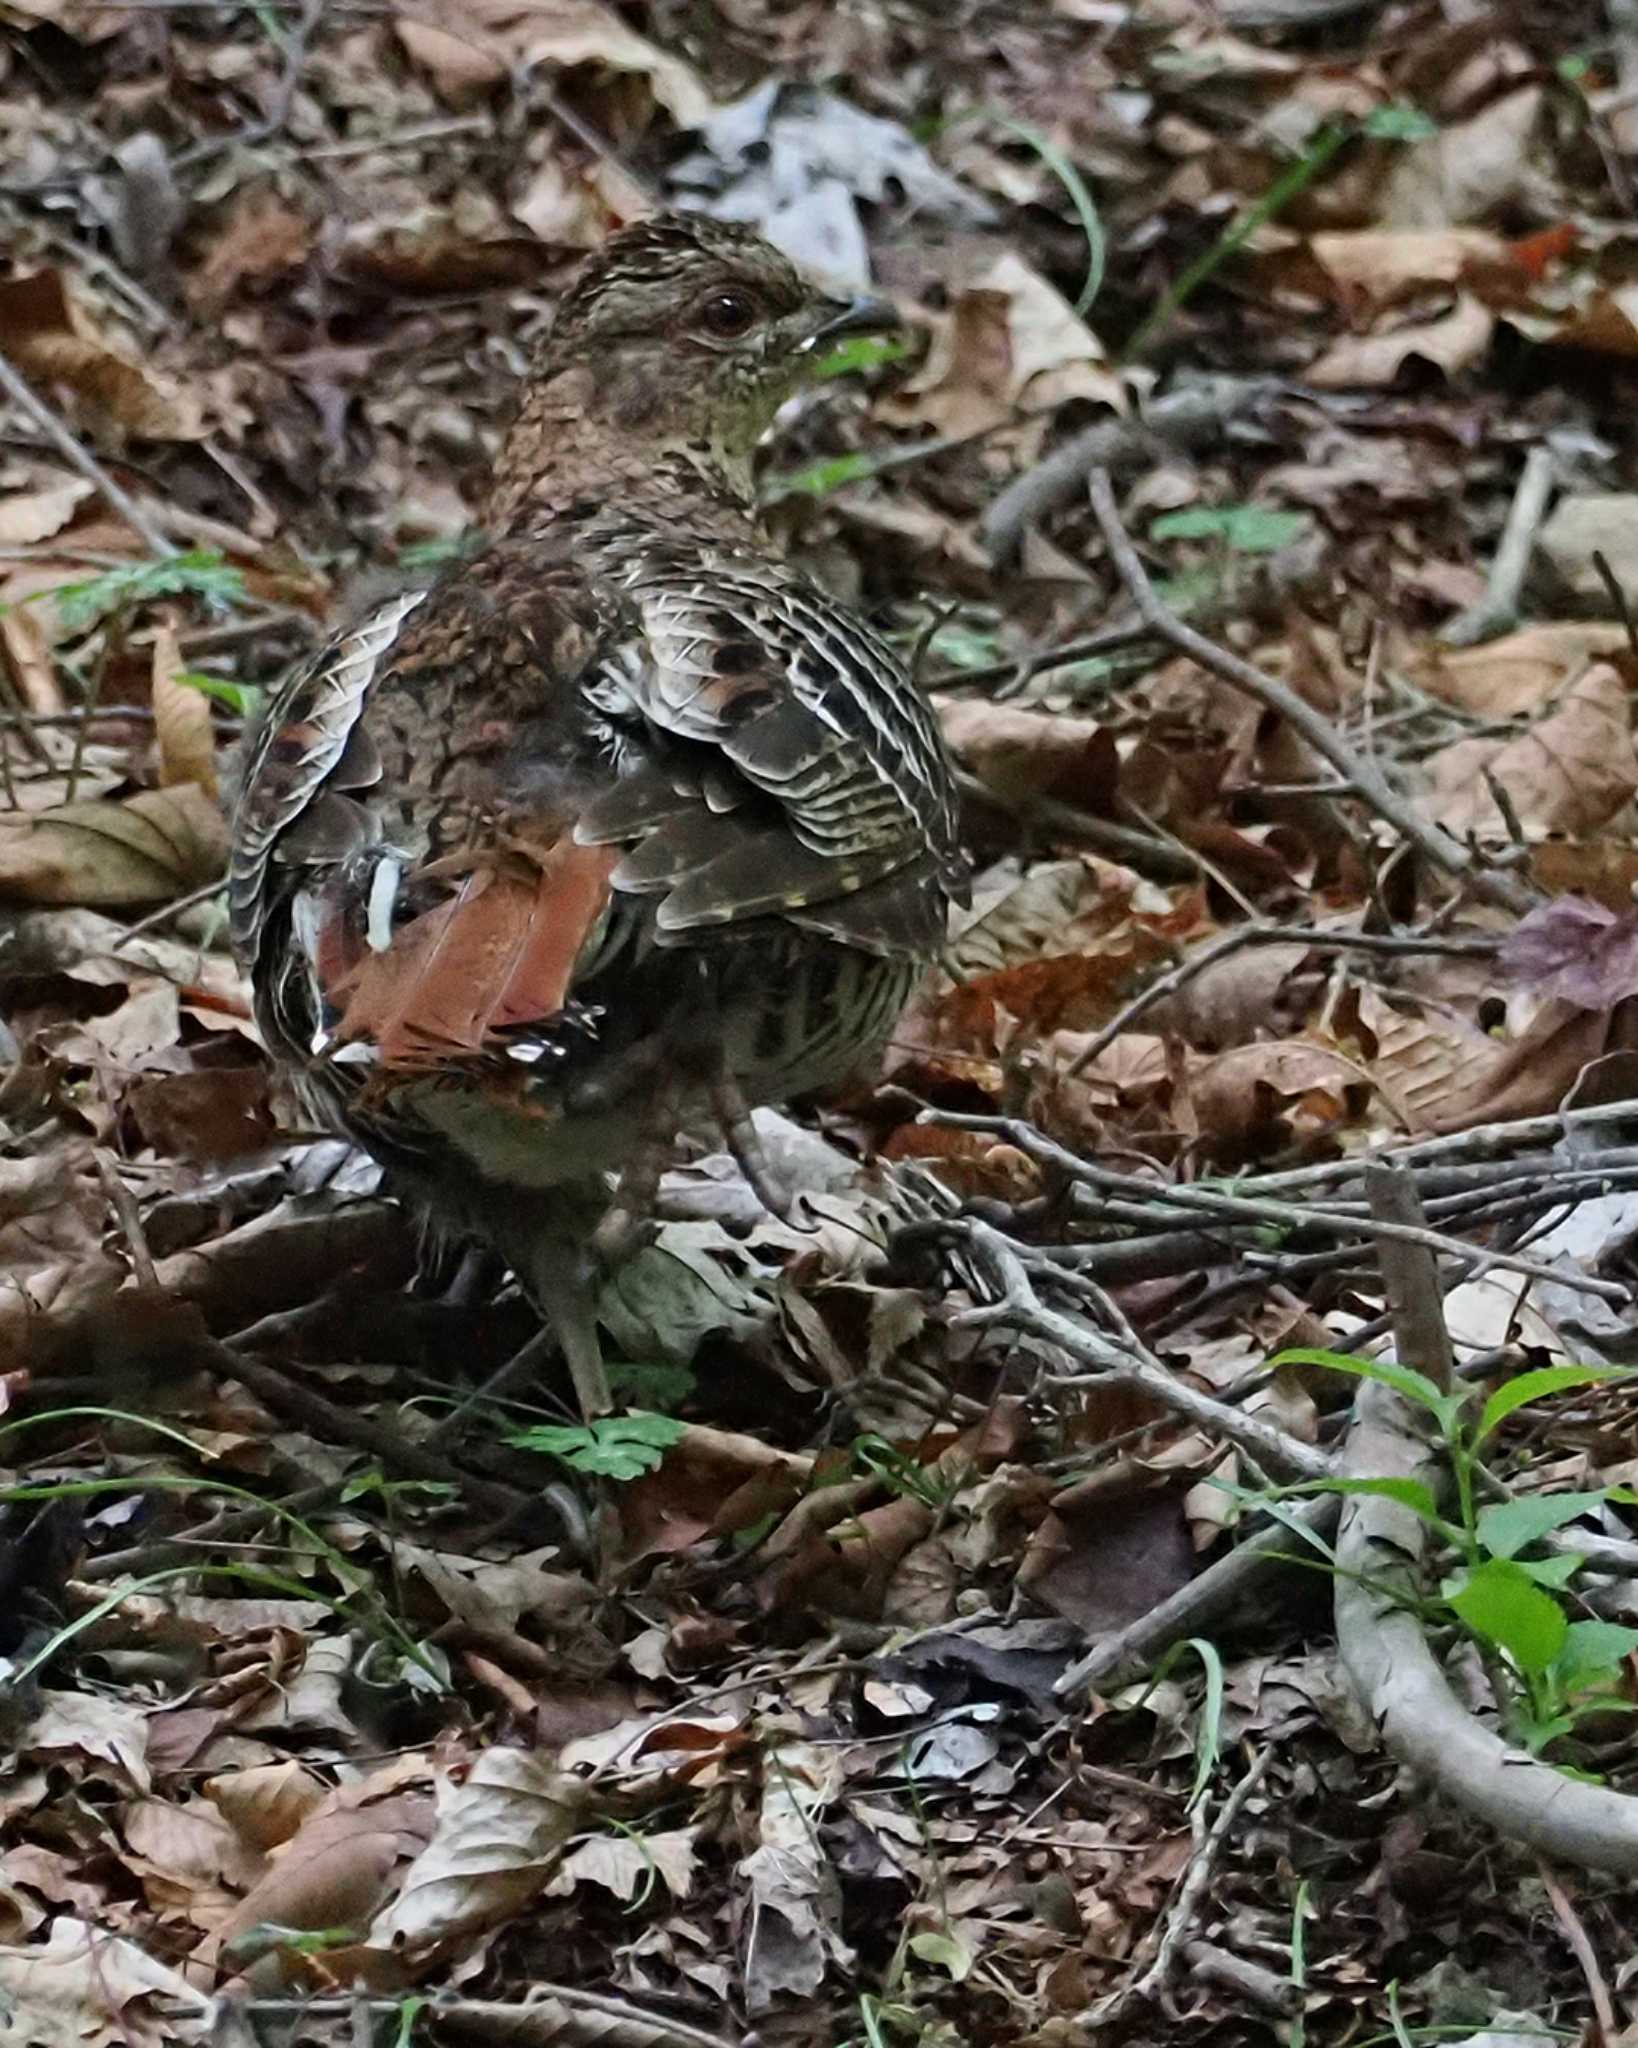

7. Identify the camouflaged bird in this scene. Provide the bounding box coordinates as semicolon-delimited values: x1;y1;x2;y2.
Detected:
230;215;967;1416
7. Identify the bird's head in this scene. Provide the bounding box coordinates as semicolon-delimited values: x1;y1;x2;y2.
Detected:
526;213;896;475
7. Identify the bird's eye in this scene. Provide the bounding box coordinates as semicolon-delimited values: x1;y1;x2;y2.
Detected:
697;289;758;339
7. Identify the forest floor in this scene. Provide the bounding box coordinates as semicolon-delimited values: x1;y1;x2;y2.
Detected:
5;0;1638;2043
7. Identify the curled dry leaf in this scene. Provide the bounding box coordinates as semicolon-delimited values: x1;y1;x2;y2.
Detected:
0;782;228;906
1429;660;1638;840
885;251;1122;439
0;471;94;545
1304;229;1509;311
939;698;1117;808
1499;896;1638;1010
0;271;204;443
0;1919;215;2048
1378;86;1543;230
150;620;218;798
1414;623;1629;719
366;1750;586;1961
1306;294;1493;389
393;0;713;124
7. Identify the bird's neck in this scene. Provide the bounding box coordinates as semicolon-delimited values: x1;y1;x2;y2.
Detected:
483;363;760;538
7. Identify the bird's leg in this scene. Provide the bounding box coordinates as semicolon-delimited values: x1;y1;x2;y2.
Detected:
710;1071;792;1221
591;1130;665;1269
467;1190;614;1418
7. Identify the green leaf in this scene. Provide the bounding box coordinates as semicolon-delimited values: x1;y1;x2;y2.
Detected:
908;1930;973;1982
1305;1476;1446;1527
605;1359;696;1410
506;1411;684;1481
1362;103;1439;141
1446;1558;1567;1676
42;549;246;633
808;334;911;381
1554;1618;1638;1690
1476;1367;1629;1446
396;529;482;573
1269;1347;1458;1419
1476;1490;1609;1560
767;450;880;499
176;669;262;717
1150;504;1310;553
1515;1553;1585;1591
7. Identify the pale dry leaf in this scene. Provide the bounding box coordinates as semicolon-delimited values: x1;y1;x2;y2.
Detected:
550;1826;700;1902
204;1761;329;1852
395;0;712;123
1429;660;1638;839
0;1920;215;2048
1306;294;1493;389
0;600;64;714
150;619;218;796
1414;623;1627;719
1353;985;1494;1134
740;1740;850;2011
0;271;204;444
366;1750;585;1954
1538;492;1638;604
1378;87;1543;229
939;698;1114;806
1304;228;1507;308
886;252;1121;437
0;473;93;545
24;1690;152;1790
0;782;229;905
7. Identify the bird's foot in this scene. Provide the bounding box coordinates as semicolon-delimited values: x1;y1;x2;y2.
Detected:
712;1078;793;1222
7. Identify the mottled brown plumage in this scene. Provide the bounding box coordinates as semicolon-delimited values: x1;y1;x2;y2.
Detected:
230;215;967;1415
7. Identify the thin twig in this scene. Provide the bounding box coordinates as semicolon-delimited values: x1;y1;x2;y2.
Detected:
1440;446;1555;648
170;0;326;169
1077;1750;1273;2035
928;1112;1632;1303
0;348;172;557
1086;468;1537;915
1066;922;1498;1077
944;1219;1332;1481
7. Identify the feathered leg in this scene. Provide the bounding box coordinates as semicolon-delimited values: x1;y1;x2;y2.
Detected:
467;1185;613;1418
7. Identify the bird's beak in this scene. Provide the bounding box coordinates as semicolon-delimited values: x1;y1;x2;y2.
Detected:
801;293;900;351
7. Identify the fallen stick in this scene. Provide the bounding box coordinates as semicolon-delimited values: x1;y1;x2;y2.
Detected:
1439;446;1555;648
1334;1167;1638;1874
1086;467;1537;916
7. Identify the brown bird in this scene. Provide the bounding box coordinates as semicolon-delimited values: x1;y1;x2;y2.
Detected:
230;214;967;1418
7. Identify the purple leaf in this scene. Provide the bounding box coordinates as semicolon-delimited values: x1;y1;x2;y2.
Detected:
1499;896;1638;1010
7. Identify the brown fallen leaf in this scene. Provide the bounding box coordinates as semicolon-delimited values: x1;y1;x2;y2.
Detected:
1378;86;1543;230
1429;660;1638;840
0;472;94;545
1183;1038;1373;1153
1307;294;1493;389
1305;228;1508;310
150;619;218;798
0;271;204;444
393;0;712;124
186;188;314;315
939;698;1118;809
1414;622;1628;719
0;783;228;906
885;251;1122;439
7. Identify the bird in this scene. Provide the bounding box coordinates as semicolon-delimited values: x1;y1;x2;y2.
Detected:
229;213;968;1421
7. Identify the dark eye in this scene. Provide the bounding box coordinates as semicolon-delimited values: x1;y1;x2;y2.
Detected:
697;289;758;339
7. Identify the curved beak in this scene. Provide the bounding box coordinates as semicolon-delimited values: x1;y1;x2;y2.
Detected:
802;293;900;351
